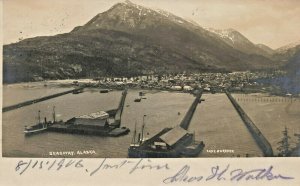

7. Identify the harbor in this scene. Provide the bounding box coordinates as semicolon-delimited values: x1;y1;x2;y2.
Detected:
2;82;300;158
46;89;129;137
128;90;205;158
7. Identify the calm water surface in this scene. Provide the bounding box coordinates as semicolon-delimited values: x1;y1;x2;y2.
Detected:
2;83;299;157
2;82;73;107
233;94;300;155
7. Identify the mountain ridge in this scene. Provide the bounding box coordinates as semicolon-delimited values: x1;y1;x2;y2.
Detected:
3;1;286;83
206;28;274;58
276;40;300;53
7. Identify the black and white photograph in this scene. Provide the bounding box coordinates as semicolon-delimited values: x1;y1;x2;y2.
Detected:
2;0;300;160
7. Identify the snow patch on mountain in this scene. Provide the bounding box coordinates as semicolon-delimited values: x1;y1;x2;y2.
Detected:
206;28;236;44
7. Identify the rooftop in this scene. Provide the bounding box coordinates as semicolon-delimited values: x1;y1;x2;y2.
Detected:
159;126;188;146
72;117;107;127
76;111;109;119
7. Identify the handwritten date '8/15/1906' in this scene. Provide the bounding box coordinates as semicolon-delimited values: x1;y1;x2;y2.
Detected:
15;158;294;183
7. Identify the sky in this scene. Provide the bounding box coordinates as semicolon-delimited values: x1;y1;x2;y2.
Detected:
3;0;300;49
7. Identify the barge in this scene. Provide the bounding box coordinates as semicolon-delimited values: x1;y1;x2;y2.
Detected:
48;110;129;136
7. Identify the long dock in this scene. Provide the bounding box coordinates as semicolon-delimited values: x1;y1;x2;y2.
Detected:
180;90;203;130
225;91;274;157
2;88;84;112
113;89;128;128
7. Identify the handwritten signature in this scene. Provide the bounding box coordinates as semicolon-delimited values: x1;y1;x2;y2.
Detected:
15;159;294;183
163;164;294;183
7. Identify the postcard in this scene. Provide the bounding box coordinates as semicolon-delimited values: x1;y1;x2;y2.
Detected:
1;0;300;185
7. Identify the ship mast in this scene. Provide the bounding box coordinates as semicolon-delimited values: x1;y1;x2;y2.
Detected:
193;131;195;143
38;110;41;124
52;106;56;122
131;121;137;145
141;115;147;142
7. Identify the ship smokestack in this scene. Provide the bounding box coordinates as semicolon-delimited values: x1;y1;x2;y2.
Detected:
38;110;41;123
44;117;47;128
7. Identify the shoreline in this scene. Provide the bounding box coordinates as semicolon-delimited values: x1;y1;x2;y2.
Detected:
3;79;300;98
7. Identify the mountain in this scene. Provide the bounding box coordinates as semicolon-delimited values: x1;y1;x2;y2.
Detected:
256;44;275;55
276;41;300;53
285;45;300;74
278;45;300;94
265;43;300;94
3;1;280;83
273;41;300;62
206;28;274;58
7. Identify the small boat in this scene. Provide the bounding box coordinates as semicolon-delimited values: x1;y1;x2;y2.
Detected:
100;89;109;93
72;89;84;94
134;98;141;102
72;81;79;86
24;123;48;135
24;107;56;135
139;92;146;96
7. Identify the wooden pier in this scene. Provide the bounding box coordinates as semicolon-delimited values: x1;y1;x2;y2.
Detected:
113;89;128;128
3;88;84;112
180;90;203;130
225;91;274;157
